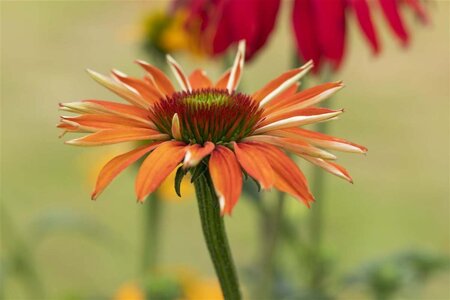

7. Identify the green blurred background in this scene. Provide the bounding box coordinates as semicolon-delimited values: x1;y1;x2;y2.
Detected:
1;1;449;299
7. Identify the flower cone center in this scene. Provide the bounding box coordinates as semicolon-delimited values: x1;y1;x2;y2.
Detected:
151;88;263;144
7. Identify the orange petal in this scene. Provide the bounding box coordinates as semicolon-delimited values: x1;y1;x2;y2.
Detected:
189;69;213;89
232;142;274;189
209;146;243;215
112;70;162;103
215;69;231;90
243;135;336;160
166;55;192;91
268;127;367;154
260;107;343;128
60;100;152;124
262;82;300;117
91;143;162;200
251;142;314;206
60;114;150;132
135;141;187;201
254;108;343;134
183;142;215;168
253;61;313;106
300;155;353;183
264;81;344;116
65;128;169;146
86;69;149;108
135;60;175;96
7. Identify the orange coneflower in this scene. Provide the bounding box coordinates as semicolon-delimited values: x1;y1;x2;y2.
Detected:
58;40;366;215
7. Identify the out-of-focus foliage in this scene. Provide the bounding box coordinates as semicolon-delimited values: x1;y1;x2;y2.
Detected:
345;250;450;300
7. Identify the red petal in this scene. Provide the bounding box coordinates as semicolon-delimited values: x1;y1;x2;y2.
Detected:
312;0;346;70
350;0;380;54
405;0;429;24
292;0;322;71
379;0;409;45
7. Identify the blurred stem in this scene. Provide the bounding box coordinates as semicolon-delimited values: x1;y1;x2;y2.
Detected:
193;171;241;300
1;205;45;299
307;68;332;290
142;193;161;274
308;120;328;290
257;192;285;299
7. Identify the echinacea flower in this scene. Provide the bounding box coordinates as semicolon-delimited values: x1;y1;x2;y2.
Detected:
58;41;366;215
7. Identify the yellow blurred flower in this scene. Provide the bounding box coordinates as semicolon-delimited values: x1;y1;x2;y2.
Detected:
114;282;145;300
182;278;223;300
142;9;204;58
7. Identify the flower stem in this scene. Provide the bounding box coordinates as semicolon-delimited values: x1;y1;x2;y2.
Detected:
142;193;161;274
193;171;241;300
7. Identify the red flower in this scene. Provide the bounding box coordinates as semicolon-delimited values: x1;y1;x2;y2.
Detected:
173;0;428;72
174;0;281;60
292;0;429;71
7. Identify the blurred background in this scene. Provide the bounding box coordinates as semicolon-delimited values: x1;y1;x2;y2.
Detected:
1;1;449;299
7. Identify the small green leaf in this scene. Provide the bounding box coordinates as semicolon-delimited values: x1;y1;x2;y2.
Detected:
174;167;186;197
190;163;207;183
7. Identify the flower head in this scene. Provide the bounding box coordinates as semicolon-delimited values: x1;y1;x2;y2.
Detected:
59;41;366;215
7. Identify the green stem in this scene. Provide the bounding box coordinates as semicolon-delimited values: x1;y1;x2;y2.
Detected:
193;172;241;300
142;193;161;274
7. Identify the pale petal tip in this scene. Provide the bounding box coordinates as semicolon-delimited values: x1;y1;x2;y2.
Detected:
112;69;127;77
237;39;246;55
219;195;226;215
85;68;98;76
171;113;182;140
166;54;176;64
135;59;149;66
